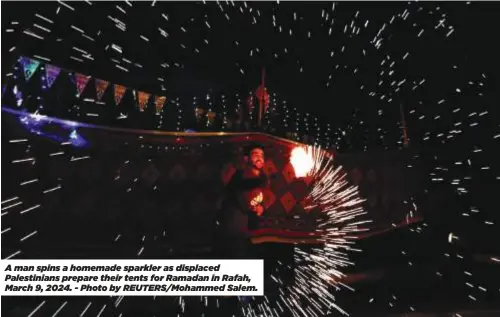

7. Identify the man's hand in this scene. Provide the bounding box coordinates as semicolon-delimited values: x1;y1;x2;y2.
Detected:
251;204;265;216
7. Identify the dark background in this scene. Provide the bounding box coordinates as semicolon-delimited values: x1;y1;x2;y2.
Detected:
2;1;499;123
2;1;500;317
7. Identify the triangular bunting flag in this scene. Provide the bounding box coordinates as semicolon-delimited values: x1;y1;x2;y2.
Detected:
95;79;110;101
114;84;127;105
137;91;151;112
75;73;90;97
45;64;61;88
19;57;41;81
155;96;167;115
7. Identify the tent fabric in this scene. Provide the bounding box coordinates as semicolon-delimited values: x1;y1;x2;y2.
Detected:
2;109;423;257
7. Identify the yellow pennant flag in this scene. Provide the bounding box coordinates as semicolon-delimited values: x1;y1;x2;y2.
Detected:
137;91;151;112
155;96;167;115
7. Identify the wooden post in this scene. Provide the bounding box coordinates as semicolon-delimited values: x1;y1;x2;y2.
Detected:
400;104;409;147
258;67;265;128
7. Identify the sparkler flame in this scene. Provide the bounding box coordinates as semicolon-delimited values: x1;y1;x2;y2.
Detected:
290;146;315;177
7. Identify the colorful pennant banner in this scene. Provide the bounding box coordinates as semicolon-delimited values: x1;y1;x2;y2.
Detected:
75;73;90;97
114;84;127;105
15;57;171;115
137;91;151;112
155;96;167;114
45;64;61;88
95;79;110;101
19;57;41;81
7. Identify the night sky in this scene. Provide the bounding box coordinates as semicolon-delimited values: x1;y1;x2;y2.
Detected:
2;1;500;317
3;1;499;122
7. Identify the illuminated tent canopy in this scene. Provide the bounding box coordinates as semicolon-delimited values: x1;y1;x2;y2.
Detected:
2;108;423;259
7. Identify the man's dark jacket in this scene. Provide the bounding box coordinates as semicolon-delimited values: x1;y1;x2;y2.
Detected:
217;170;268;239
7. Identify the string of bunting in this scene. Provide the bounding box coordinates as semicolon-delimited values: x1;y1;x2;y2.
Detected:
16;56;167;111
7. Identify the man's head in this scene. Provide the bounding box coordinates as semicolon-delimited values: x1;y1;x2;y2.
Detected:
244;144;265;172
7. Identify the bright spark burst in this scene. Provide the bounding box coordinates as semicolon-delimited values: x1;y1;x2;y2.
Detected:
242;145;369;316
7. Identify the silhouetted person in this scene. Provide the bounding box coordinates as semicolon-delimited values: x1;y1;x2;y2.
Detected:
215;144;269;259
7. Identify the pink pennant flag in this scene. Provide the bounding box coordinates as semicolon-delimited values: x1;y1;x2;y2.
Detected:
75;73;90;97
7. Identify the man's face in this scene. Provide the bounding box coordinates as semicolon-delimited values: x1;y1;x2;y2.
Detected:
248;148;265;170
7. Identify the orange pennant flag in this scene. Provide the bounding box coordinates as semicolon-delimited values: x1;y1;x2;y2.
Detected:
114;84;127;105
95;79;110;101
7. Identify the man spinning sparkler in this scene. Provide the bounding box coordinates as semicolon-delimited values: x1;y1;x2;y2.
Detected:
215;143;269;259
213;144;271;315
